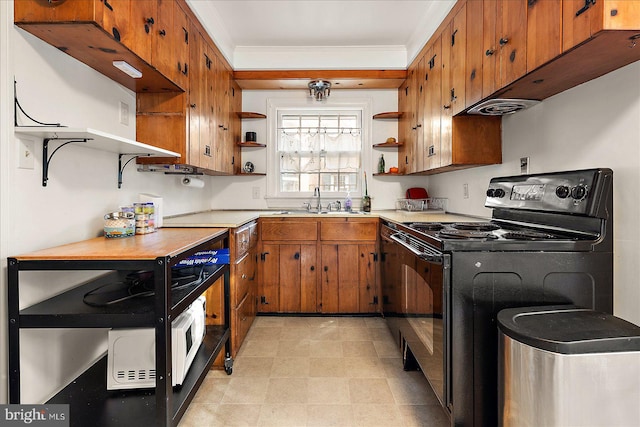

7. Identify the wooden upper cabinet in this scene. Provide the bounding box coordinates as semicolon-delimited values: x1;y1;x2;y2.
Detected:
158;1;189;90
527;0;562;72
124;0;156;65
563;0;640;52
397;79;411;175
496;0;528;88
465;0;484;108
483;0;527;92
415;55;427;173
440;29;453;168
450;3;467;116
14;0;181;92
425;37;442;171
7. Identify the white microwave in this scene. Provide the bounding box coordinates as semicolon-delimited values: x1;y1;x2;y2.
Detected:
106;296;206;390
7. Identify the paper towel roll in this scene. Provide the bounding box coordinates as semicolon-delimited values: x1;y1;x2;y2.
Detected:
182;176;205;188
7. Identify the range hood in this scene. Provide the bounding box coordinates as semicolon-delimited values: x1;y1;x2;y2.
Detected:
467;98;540;115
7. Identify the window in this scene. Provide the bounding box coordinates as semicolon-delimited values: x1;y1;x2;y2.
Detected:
265;98;372;207
277;111;362;194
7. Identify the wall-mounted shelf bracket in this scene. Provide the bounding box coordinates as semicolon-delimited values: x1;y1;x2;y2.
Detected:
43;137;91;187
119;153;150;189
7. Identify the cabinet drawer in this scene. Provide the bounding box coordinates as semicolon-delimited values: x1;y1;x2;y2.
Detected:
261;220;318;241
233;252;255;307
235;221;258;258
232;291;256;356
320;219;378;241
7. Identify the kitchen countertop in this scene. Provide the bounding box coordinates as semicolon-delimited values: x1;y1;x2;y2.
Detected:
163;210;485;228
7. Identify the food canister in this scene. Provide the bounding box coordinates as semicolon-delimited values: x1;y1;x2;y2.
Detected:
104;212;135;238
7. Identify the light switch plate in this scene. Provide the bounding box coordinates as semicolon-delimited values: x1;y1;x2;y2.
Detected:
520;157;530;174
18;139;35;169
119;101;129;126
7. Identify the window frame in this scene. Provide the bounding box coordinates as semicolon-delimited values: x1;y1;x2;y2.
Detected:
265;98;372;208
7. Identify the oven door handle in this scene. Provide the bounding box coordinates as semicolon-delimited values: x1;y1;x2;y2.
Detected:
390;232;443;264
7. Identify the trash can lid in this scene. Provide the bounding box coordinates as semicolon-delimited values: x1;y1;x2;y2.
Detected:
497;305;640;354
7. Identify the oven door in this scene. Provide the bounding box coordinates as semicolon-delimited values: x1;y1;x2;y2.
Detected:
381;225;451;409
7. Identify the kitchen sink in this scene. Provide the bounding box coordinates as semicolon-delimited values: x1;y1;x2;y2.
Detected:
270;210;365;215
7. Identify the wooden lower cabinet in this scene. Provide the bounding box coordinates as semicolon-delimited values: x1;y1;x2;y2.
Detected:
258;217;379;315
260;243;318;312
320;243;378;314
228;221;259;357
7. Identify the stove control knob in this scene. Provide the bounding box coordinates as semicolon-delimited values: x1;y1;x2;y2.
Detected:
555;185;570;199
486;189;495;197
494;188;506;198
571;185;588;200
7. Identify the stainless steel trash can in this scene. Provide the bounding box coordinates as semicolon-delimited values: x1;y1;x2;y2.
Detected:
497;306;640;427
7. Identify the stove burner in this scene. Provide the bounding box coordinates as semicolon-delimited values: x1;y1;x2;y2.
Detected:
452;222;500;231
502;230;559;240
438;229;499;239
409;222;444;232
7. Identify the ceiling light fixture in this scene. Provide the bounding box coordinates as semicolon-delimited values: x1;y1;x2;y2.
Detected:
308;80;331;101
112;61;142;79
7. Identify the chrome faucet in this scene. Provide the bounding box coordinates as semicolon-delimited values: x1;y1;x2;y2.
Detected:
313;187;321;211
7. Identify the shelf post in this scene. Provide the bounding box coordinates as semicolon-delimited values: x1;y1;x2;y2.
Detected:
7;258;21;403
154;256;173;427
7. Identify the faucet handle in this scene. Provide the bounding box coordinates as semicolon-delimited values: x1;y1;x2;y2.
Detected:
302;202;311;211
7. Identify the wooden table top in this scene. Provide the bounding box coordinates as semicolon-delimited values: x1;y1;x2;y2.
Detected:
12;228;228;261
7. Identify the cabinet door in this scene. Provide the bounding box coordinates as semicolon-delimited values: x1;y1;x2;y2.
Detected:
338;245;360;313
466;0;484;107
259;244;280;312
358;244;378;313
152;0;173;81
404;67;418;174
124;0;156;65
188;26;203;168
415;55;427;172
320;244;339;313
398;80;411;174
201;43;216;171
300;244;318;312
496;0;527;87
164;1;189;90
450;4;467;116
482;0;499;97
527;0;562;72
440;29;453;168
562;0;605;51
280;245;302;312
425;36;442;171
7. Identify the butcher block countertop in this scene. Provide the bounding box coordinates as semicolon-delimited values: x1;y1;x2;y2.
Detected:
163;210;484;229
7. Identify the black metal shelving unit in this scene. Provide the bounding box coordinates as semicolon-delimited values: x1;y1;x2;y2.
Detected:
7;228;231;427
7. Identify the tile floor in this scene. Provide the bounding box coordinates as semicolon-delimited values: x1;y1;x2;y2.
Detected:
180;316;450;427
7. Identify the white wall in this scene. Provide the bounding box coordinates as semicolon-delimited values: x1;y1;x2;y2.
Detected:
428;61;640;326
209;89;430;210
0;19;216;403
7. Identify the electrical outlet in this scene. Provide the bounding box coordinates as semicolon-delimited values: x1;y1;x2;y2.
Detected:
18;139;35;169
520;157;530;174
252;187;260;199
119;101;129;126
463;183;469;199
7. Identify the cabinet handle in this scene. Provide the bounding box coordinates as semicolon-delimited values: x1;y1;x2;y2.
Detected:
146;17;155;25
485;49;495;56
204;145;211;156
324;266;328;272
443;104;451;110
451;88;457;102
576;0;596;16
241;274;247;279
294;252;300;260
499;37;509;46
190;103;196;109
528;0;538;6
159;29;166;37
103;0;113;11
416;123;422;128
112;27;121;42
310;266;315;271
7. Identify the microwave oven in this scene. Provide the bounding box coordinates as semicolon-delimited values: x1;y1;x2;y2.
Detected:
106;296;206;390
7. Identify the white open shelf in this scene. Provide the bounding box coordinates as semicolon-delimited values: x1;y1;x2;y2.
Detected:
14;127;180;157
14;127;180;187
